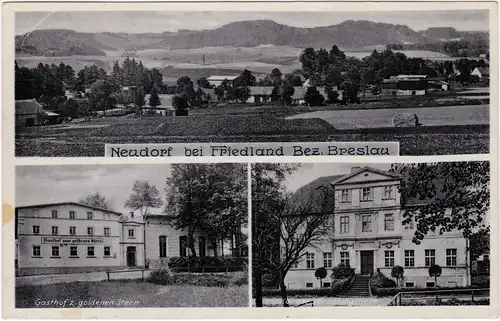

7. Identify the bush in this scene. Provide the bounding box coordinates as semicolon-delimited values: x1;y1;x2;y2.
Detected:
332;264;353;279
147;270;247;287
168;256;247;272
370;272;397;290
331;278;350;295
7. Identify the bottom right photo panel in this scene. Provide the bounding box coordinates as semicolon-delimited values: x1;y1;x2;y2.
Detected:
251;161;490;307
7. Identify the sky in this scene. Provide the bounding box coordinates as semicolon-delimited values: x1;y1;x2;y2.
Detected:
283;163;391;192
16;164;172;215
15;10;489;35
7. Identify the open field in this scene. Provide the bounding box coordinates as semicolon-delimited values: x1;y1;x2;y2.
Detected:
16;46;455;75
16;281;248;308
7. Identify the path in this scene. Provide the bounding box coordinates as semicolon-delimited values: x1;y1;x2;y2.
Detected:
16;269;152;286
287;104;489;130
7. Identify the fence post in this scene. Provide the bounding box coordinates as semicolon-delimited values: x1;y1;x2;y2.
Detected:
106;271;110;282
398;293;402;306
142;270;144;281
471;290;475;302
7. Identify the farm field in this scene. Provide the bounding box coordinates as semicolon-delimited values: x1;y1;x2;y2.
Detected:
16;281;248;308
15;46;455;75
287;104;489;130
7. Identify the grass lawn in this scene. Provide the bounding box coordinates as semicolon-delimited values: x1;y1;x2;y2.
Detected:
16;280;248;308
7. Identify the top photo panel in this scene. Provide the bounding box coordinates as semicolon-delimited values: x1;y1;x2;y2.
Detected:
13;9;491;157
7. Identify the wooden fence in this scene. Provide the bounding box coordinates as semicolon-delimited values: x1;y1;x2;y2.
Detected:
388;288;490;306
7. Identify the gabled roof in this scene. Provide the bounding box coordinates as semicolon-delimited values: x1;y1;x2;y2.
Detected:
476;67;489;76
331;166;400;185
16;202;123;216
15;99;47;116
207;75;239;81
292;175;343;214
249;86;274;96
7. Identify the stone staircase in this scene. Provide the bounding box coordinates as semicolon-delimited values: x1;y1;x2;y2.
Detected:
341;275;371;297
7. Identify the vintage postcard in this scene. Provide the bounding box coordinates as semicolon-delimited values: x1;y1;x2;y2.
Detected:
2;1;498;320
7;3;495;157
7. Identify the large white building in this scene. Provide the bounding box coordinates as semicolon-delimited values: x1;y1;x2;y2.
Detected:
16;203;243;276
285;167;470;289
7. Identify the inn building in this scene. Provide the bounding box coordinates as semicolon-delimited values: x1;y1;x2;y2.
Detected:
16;203;244;276
285;167;470;289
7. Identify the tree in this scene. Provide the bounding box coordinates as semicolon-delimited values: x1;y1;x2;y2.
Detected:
280;81;295;106
270;86;280;102
304;86;324;106
252;163;334;307
391;266;404;287
428;264;442;289
299;48;316;76
148;87;161;113
315;267;328;288
197;77;211;89
166;164;247;258
124;180;163;216
134;86;146;116
234;69;256;87
172;95;189;115
235;86;250;103
79;193;114;210
325;86;339;104
390;162;490;243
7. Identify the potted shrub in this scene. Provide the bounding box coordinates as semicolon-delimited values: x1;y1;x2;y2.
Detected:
391;265;404;287
315;267;328;288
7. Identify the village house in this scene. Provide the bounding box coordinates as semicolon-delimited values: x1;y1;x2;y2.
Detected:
471;67;490;82
142;93;175;117
380;75;428;97
15;99;62;127
285;167;470;290
206;75;240;87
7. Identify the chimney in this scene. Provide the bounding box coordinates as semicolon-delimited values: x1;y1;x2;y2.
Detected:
130;211;134;218
351;166;361;173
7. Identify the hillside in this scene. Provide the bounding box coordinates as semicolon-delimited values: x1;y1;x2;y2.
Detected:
15;20;489;56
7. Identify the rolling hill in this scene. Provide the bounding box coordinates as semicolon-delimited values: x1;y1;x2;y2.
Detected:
15;20;489;57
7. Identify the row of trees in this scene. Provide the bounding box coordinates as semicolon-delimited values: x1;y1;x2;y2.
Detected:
80;164;248;258
387;37;489;58
252;162;490;307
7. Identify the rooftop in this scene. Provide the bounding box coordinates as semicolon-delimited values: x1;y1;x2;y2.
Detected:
16;202;123;216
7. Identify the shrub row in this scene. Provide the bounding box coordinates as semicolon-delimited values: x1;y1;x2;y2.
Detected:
331;277;351;295
147;269;247;287
372;285;488;297
168;256;247;272
401;298;489;306
262;288;334;297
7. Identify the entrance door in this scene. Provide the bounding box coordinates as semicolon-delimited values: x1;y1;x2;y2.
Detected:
126;247;136;267
360;251;374;275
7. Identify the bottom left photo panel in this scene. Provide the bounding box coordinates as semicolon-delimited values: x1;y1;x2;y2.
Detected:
14;163;249;308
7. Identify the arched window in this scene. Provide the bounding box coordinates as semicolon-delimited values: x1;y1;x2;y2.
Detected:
159;236;167;258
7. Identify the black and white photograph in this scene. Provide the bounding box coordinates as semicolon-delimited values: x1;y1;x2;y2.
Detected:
252;162;490;307
14;163;249;308
14;9;490;157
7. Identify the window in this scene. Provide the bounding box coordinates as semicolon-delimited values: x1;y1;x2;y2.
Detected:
384;186;394;199
323;252;332;268
447;281;457;287
69;226;76;235
69;211;76;219
87;212;93;220
323;282;331;288
385;251;395;267
87;227;94;236
361;188;373;201
70;246;78;257
87;246;95;257
341;189;350;202
32;246;41;257
404;250;415;267
104;247;111;257
425;249;436;267
159;236;167;258
384;214;394;231
306;282;313;288
405;282;415;287
104;228;110;236
179;236;188;257
128;229;135;238
361;215;372;232
446;249;457;266
51;210;58;218
51;226;58;235
340;216;349;233
426;281;435;288
340;252;350;267
32;225;40;234
51;246;60;257
306;253;315;269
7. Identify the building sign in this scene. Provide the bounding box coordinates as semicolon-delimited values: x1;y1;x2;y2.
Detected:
41;237;104;245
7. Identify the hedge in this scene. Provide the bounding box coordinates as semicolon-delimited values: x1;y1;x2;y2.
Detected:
168;256;247;272
331;278;351;295
147;269;247;287
262;288;334;297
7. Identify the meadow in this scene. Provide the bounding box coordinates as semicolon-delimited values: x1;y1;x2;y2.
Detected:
16;281;249;308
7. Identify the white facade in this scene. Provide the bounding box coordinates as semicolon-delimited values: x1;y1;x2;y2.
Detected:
285;167;470;289
16;203;126;275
